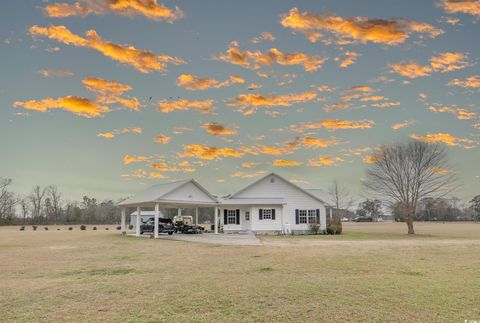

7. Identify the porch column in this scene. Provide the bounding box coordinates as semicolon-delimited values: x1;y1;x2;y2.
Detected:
154;203;159;239
177;208;182;219
135;206;141;237
195;207;199;225
121;207;126;236
329;207;333;221
214;206;218;234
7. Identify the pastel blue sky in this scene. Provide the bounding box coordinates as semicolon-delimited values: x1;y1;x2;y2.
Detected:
0;0;479;202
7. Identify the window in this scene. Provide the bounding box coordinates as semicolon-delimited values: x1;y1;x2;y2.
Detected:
308;210;317;224
262;209;272;220
299;210;307;224
297;209;318;224
227;210;237;224
245;211;250;221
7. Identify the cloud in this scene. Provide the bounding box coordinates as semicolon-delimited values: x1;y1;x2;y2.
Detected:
179;144;244;160
157;99;215;114
241;162;261;169
292;119;375;132
440;0;480;16
227;90;317;115
13;96;109;118
391;52;469;78
121;169;168;179
363;154;381;164
371;101;400;108
151;161;195;173
392;120;415;130
448;75;480;88
83;77;140;110
251;32;276;44
153;135;171;144
215;45;327;72
411;132;476;148
232;170;267;178
307;156;343;167
301;136;343;148
176;74;245;91
323;103;351;112
97;127;141;139
29;25;185;73
202;122;237;136
44;0;184;22
38;69;74;78
280;7;443;45
272;159;303;167
123;154;151;165
427;104;476;120
338;51;358;68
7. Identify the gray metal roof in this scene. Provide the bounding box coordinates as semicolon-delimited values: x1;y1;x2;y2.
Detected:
118;179;218;206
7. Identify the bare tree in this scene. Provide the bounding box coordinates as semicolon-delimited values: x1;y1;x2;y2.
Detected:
0;178;17;223
363;140;456;234
19;196;30;224
29;185;47;224
329;179;354;210
46;185;62;223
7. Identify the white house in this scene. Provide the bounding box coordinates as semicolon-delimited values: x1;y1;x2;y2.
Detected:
118;173;329;236
220;173;327;234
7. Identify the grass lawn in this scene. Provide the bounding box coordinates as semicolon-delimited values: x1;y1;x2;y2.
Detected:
1;222;480;322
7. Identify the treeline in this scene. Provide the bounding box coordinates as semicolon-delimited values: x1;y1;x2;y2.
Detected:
0;178;122;225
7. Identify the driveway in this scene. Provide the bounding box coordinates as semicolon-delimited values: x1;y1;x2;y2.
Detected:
156;232;262;246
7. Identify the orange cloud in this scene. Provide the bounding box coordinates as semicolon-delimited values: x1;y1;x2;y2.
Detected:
411;132;476;148
363;154;382;164
371;101;400;108
227;91;317;115
44;0;184;22
179;144;244;160
272;159;303;167
323;103;351;112
123;154;151;165
301;137;343;149
427;104;476;120
241;162;261;169
13;96;109;118
251;32;276;43
38;69;74;78
280;7;443;45
440;0;480;16
98;127;142;139
292;119;375;132
307;156;343;167
158;99;215;114
153;135;171;144
151;161;195;173
448;75;480;88
176;74;245;91
339;51;358;68
202;122;237;136
392;120;415;130
30;25;185;73
83;77;140;111
391;52;469;78
215;45;327;72
232;170;267;178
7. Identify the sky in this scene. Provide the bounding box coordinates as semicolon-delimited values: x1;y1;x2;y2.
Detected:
0;0;479;203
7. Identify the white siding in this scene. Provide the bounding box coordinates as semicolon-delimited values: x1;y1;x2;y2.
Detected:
233;174;326;231
161;182;215;203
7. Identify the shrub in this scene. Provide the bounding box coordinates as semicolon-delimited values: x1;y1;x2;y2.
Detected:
80;225;86;231
57;228;60;230
93;226;97;231
44;227;49;231
68;227;73;231
105;227;109;230
116;226;121;230
327;217;342;235
32;225;37;231
19;226;25;231
309;222;321;235
128;224;134;230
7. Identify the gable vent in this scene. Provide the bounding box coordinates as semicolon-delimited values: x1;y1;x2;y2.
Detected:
270;177;275;183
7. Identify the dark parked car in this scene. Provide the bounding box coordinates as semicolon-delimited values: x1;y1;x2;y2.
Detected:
140;217;174;235
174;221;204;234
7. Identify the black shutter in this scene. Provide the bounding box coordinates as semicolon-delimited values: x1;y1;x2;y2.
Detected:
259;209;263;220
295;209;299;224
316;209;320;224
271;209;276;220
236;209;240;225
224;209;228;225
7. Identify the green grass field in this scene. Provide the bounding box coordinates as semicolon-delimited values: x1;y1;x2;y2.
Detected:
1;222;480;322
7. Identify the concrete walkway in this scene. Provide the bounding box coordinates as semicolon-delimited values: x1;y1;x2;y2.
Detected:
155;232;262;246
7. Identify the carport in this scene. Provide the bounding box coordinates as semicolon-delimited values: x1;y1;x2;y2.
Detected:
118;179;220;237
